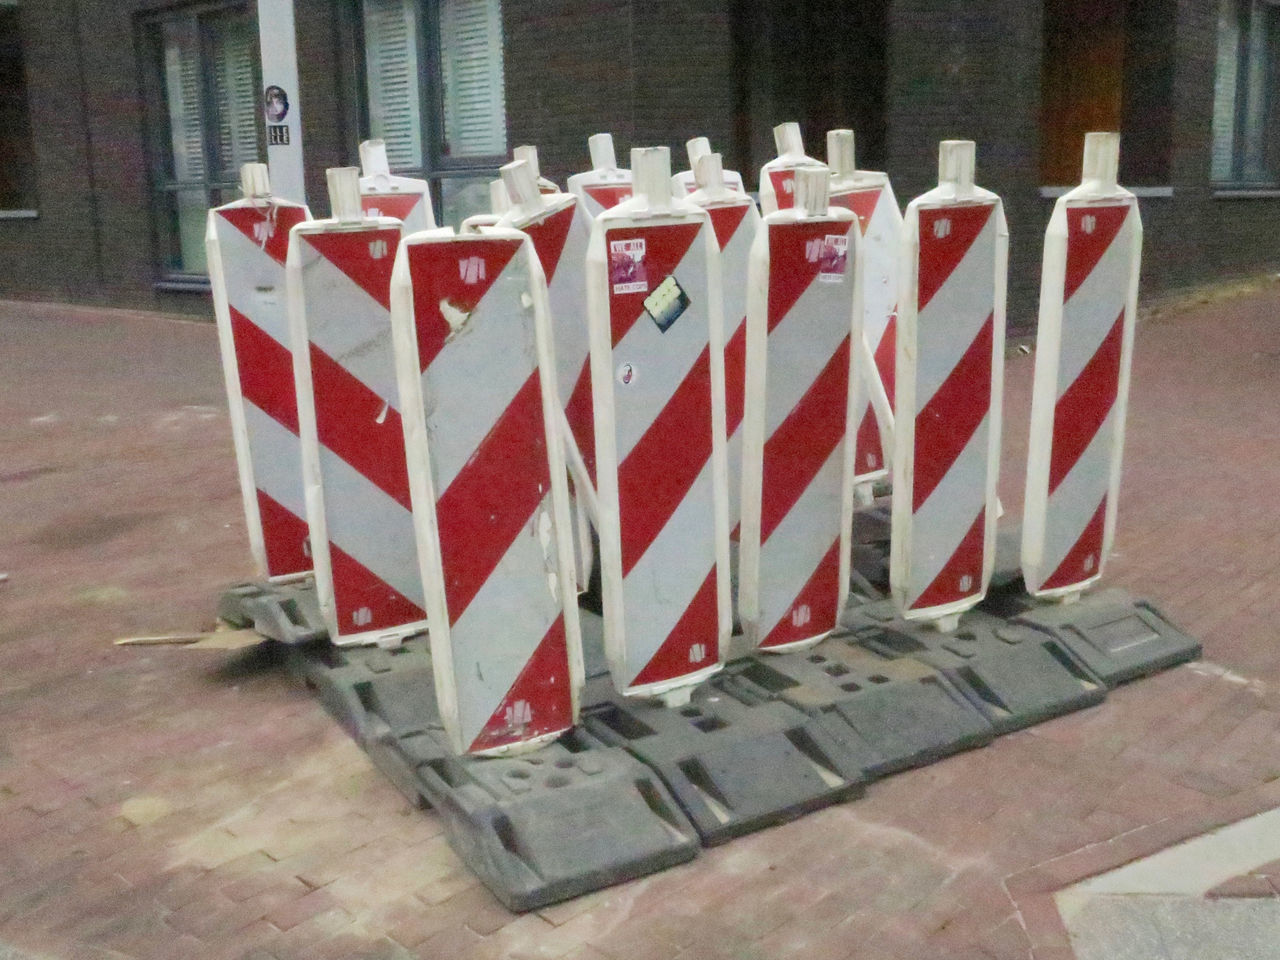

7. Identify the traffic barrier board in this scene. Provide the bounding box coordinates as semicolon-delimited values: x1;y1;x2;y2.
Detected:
568;133;634;218
758;122;824;215
672;136;745;197
358;139;435;233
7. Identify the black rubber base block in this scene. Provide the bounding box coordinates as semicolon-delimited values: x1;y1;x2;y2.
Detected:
217;578;327;645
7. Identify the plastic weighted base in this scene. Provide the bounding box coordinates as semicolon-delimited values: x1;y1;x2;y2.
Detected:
217;579;328;645
842;600;1106;734
287;639;699;912
582;685;866;846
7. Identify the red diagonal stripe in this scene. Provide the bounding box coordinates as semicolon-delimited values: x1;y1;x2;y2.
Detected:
617;347;714;575
229;305;299;435
564;361;596;482
912;313;993;512
434;371;551;623
469;615;573;753
854;308;897;475
521;202;577;284
768;168;797;210
630;566;719;688
1049;309;1123;494
361;192;424;225
304;227;401;311
724;316;748;437
767;220;853;332
308;343;412;510
760;336;851;541
707;202;749;251
327;540;425;633
855;407;884;475
917;203;994;312
830;187;881;236
257;490;311;578
1064;204;1130;301
910;508;985;611
1042;498;1107;592
607;222;703;347
406;237;523;371
875;309;897;401
218;203;307;266
761;538;840;649
584;184;632;210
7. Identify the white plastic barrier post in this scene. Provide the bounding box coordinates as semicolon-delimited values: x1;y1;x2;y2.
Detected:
739;166;862;651
687;152;761;533
672;136;745;197
497;159;597;587
758;121;823;215
826;129;902;488
1022;132;1142;599
890;141;1007;630
287;167;427;645
206;163;313;580
359;139;435;233
587;146;731;701
568;133;634;218
390;224;583;755
512;144;560;194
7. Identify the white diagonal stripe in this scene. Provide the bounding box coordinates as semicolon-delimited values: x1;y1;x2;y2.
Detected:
215;218;292;347
544;208;593;410
242;402;307;520
861;187;899;351
719;207;757;528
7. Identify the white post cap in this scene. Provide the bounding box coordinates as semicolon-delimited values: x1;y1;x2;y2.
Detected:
513;144;541;180
359;139;391;177
827;129;855;179
589;133;617;171
1082;131;1120;189
686;136;711;169
694;152;725;192
631;146;672;208
489;178;511;216
938;140;976;191
327;166;363;223
794;165;830;216
773;122;805;158
240;162;271;199
501;158;542;214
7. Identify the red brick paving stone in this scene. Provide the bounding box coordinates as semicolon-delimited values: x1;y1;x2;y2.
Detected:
412;923;485;959
1205;874;1277;899
1015;893;1072;951
265;885;344;932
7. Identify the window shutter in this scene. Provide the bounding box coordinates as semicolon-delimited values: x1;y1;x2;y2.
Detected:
212;16;262;183
1211;0;1241;181
363;0;423;171
162;20;206;183
439;0;507;157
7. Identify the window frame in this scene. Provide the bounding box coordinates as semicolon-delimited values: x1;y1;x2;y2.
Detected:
1211;0;1280;190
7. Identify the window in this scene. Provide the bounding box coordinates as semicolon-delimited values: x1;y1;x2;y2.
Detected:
1212;0;1280;186
139;4;263;281
359;0;507;226
0;0;37;214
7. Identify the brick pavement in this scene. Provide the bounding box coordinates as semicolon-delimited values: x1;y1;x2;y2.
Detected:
0;282;1279;959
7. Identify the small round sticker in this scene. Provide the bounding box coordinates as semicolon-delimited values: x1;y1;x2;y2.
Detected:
616;362;637;386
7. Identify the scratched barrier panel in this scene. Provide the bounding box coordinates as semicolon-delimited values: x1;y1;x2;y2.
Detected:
359;139;435;233
1022;132;1141;600
687;153;761;535
826;129;902;487
890;140;1008;630
390;225;583;756
739;167;861;653
587;147;732;700
568;133;634;218
758;121;824;215
672;136;745;197
287;168;428;646
285;638;699;912
206;163;313;582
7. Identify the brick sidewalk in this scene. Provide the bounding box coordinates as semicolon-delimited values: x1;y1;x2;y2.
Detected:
1;285;1278;960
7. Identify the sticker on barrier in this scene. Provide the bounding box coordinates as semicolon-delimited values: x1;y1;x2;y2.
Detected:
1022;132;1142;599
826;129;902;485
758;121;823;215
568;133;634;218
287;167;427;646
206;163;313;580
358;139;435;233
390;225;583;755
672;136;745;197
587;146;731;699
739;167;860;652
890;140;1008;628
686;153;761;534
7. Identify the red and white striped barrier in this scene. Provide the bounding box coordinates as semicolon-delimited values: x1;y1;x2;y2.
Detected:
587;146;731;699
568;133;634;218
512;144;560;194
826;130;901;486
358;139;435;233
1022;132;1142;599
673;137;745;197
758;122;823;215
287;167;427;646
890;141;1007;628
206;164;313;580
739;167;862;651
390;225;582;756
687;152;761;533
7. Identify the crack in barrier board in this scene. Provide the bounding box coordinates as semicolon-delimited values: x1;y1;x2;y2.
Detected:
217;579;328;645
718;640;994;778
581;685;866;846
285;638;699;912
841;600;1106;734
